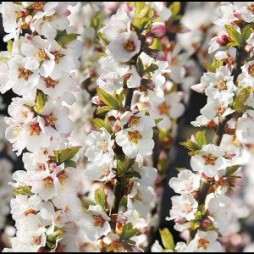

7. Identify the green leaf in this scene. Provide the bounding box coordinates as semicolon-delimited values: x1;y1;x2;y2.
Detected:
124;171;142;179
98;32;110;46
159;228;175;250
232;87;253;113
64;160;77;168
189;220;200;230
55;30;78;47
170;2;181;16
7;40;13;53
96;106;112;116
180;139;201;153
120;222;140;240
34;90;48;113
144;63;159;73
94;187;107;211
91;117;112;133
97;88;123;110
13;186;33;196
241;24;253;43
195;131;207;147
225;25;242;46
134;2;146;14
47;228;65;249
205;59;224;72
136;57;144;76
54;146;81;164
225;165;241;177
0;57;8;62
116;156;135;177
149;38;162;51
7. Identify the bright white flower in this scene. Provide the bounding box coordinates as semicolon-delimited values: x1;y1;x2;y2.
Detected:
190;144;227;177
97;72;123;93
169;194;198;221
85;128;114;163
238;60;254;88
151;240;164;252
169;170;200;194
236;114;254;145
206;194;232;235
80;205;111;241
115;128;154;158
85;161;116;182
103;233;125;252
108;31;141;63
188;230;224;252
119;110;155;132
99;7;131;42
127;181;155;217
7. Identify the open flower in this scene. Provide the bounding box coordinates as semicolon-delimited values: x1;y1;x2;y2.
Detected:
190;144;227;177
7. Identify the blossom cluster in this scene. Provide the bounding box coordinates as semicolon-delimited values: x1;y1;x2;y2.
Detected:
0;2;87;251
154;2;254;252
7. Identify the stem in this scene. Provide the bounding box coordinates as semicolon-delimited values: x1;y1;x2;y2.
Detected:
189;45;247;241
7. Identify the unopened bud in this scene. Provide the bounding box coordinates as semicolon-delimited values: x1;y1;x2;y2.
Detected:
151;22;166;37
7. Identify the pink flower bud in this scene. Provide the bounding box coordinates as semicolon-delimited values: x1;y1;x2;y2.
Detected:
201;219;211;228
151;22;166;37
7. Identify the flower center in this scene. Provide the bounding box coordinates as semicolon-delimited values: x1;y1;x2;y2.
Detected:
248;65;254;76
128;116;140;127
32;236;42;245
51;51;64;64
44;113;57;127
43;176;54;188
182;203;193;213
99;140;109;153
32;2;45;11
128;131;142;144
111;240;122;252
216;80;227;91
216;104;225;115
248;4;254;12
36;163;46;172
158;102;170;115
93;215;105;227
123;40;136;52
203;154;217;166
198;238;209;249
36;49;48;61
57;171;67;185
18;68;33;81
29;123;41;136
43;77;59;88
24;208;38;216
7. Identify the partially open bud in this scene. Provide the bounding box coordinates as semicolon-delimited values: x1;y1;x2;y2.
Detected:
150;22;166;37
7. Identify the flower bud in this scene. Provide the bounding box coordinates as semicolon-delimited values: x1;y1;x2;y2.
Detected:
151;22;166;37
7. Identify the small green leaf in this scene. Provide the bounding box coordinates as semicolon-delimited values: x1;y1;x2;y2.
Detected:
136;57;144;76
47;228;65;249
241;24;253;43
159;228;175;250
98;32;110;46
149;38;162;51
233;87;253;113
170;2;181;16
225;25;242;46
55;30;78;48
120;222;140;240
124;171;142;179
144;63;159;73
7;40;13;53
34;90;48;113
180;139;201;153
54;146;81;164
91;118;112;133
116;156;135;177
94;187;107;211
195;131;207;147
205;59;224;72
0;57;8;62
96;106;112;116
190;220;200;230
13;186;33;196
97;88;123;110
225;165;241;177
64;160;77;168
